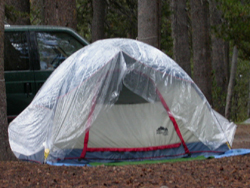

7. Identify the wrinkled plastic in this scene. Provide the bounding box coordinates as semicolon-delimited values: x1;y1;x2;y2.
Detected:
8;38;236;163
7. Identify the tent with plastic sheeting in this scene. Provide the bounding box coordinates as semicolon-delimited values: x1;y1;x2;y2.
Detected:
8;38;236;165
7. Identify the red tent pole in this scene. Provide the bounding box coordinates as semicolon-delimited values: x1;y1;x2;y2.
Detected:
80;93;98;159
156;88;190;154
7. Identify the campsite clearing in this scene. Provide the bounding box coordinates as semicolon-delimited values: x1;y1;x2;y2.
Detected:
1;124;250;188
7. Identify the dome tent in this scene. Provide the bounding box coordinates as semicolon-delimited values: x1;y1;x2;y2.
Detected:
8;39;236;164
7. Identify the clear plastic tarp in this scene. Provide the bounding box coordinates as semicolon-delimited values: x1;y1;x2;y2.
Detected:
8;38;236;163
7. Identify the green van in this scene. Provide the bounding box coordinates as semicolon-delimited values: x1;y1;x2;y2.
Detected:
4;25;89;122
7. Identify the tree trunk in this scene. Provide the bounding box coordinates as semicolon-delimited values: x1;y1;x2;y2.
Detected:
5;0;30;25
190;0;212;105
224;41;230;83
225;46;238;119
248;80;250;117
138;0;161;49
0;0;16;161
91;0;106;42
44;0;77;30
210;0;229;115
171;0;191;77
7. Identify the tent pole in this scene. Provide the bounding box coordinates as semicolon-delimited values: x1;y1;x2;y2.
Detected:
80;93;99;159
156;88;190;154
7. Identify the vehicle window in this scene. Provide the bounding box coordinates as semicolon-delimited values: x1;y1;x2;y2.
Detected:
4;32;30;71
36;32;84;70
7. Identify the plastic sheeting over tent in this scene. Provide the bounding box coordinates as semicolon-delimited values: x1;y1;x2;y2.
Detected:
8;39;236;164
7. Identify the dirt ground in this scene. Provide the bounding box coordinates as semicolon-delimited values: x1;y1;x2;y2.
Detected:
1;124;250;188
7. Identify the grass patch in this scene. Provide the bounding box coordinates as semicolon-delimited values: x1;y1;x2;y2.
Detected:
89;156;207;166
237;123;250;126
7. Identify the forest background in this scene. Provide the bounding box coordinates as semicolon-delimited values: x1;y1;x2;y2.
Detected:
0;0;250;160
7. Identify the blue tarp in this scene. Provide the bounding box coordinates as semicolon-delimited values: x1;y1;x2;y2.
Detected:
206;149;250;159
45;149;250;167
47;160;91;167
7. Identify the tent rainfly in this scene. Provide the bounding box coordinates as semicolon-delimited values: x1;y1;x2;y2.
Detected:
8;39;236;164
